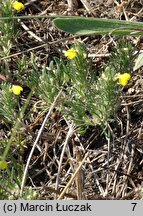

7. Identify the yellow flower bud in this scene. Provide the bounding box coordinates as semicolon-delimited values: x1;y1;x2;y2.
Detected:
12;1;25;11
117;73;131;86
0;160;7;170
11;85;23;95
64;48;77;59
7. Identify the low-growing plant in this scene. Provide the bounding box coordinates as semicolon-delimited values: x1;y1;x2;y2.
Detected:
31;42;133;133
0;7;141;199
53;17;143;71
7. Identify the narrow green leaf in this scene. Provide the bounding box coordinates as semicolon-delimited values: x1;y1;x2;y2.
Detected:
54;17;143;36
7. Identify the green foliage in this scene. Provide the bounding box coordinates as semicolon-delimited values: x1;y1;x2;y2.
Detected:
0;83;19;124
0;159;39;199
0;2;139;198
33;43;123;132
0;152;23;199
22;187;39;200
32;58;66;106
0;0;16;57
62;44;119;131
88;66;119;126
0;0;13;17
54;17;143;36
23;54;41;90
110;40;135;72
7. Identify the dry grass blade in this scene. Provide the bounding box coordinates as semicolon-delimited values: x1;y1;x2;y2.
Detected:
74;146;84;199
57;152;89;200
20;89;63;197
55;122;75;198
80;0;93;13
20;21;44;42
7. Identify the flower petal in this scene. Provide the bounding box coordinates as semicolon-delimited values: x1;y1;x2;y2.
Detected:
13;1;25;11
64;49;77;59
117;73;131;86
0;160;7;170
11;85;23;95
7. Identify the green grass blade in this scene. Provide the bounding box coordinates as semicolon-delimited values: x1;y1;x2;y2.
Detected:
54;17;143;36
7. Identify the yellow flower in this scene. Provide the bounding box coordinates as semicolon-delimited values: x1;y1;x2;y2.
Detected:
117;73;131;86
11;85;23;95
64;48;77;59
12;1;25;11
0;160;7;170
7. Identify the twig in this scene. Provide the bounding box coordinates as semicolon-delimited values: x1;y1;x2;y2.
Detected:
121;99;143;106
20;89;63;197
74;147;84;199
55;122;75;198
57;152;89;200
121;145;135;197
20;21;43;42
80;0;92;13
0;35;79;61
67;0;78;11
112;158;121;195
104;135;110;196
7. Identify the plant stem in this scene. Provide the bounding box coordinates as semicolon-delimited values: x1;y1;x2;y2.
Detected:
1;90;33;162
